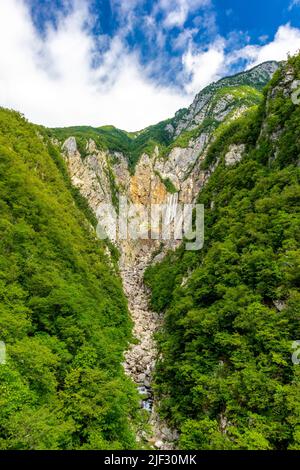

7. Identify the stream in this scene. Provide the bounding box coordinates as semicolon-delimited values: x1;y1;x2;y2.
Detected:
120;253;178;449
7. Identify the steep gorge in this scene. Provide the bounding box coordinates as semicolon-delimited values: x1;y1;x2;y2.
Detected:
53;61;280;448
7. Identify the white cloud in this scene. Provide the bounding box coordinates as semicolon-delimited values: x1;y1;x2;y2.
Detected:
182;38;225;94
157;0;211;28
0;0;190;130
1;2;300;132
289;0;300;11
181;23;300;95
231;24;300;68
172;28;198;50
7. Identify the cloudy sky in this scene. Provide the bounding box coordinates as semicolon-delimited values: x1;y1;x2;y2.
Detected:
0;0;300;130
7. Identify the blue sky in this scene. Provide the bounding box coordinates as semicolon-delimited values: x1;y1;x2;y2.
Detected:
0;0;300;130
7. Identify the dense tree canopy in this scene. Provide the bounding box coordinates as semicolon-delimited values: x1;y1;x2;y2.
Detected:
0;108;138;449
145;55;300;450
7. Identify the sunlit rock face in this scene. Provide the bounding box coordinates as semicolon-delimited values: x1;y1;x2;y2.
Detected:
62;137;113;212
225;144;246;166
171;61;279;137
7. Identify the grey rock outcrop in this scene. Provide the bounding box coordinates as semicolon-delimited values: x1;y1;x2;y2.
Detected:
225;144;246;166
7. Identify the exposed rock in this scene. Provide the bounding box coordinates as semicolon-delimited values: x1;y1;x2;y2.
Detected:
154;440;163;449
173;61;279;137
137;373;146;383
62;136;77;155
155;132;209;187
120;247;177;450
273;300;287;312
225;144;246;166
61;138;113;214
165;123;175;135
220;413;228;434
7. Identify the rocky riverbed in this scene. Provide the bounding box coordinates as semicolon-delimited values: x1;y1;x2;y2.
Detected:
120;252;178;450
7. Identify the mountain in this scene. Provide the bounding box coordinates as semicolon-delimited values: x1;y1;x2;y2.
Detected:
169;61;280;137
49;61;279;172
48;61;280;267
0;56;299;451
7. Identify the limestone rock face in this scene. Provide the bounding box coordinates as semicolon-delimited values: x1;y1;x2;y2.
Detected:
225;144;246;166
155;133;209;188
113;152;131;191
62;139;112;212
62;136;77;154
130;153;167;205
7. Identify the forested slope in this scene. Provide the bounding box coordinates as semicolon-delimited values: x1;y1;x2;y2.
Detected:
145;55;300;450
0;109;138;449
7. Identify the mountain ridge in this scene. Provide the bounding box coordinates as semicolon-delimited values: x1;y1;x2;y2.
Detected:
48;60;280;172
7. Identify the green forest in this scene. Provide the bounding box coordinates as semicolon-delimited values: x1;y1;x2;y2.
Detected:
0;108;139;449
145;55;300;450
